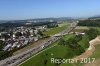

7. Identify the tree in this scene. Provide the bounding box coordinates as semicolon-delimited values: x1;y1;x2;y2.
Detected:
1;34;10;39
26;31;31;37
75;34;82;42
0;51;12;60
0;40;5;50
85;28;100;40
15;32;22;37
38;30;44;37
78;19;100;27
58;38;65;45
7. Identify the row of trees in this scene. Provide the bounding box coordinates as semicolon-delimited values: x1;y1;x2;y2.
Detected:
58;28;100;59
85;28;100;40
78;19;100;27
0;40;13;60
58;34;85;56
59;35;82;48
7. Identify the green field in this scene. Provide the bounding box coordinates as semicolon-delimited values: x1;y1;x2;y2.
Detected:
19;34;90;66
58;22;69;27
19;34;75;66
91;27;100;31
76;44;100;66
43;23;69;36
19;26;100;66
73;26;89;32
60;35;89;66
89;44;100;59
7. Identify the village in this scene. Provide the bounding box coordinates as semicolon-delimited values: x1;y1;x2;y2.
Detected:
0;21;58;51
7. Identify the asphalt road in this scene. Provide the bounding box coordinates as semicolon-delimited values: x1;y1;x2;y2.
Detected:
0;22;77;66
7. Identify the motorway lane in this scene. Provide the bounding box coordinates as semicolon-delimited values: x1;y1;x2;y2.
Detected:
0;36;61;66
18;39;59;66
0;22;77;66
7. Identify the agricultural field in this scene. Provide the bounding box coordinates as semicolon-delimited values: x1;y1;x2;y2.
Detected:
73;26;100;32
90;27;100;31
58;22;69;27
43;22;69;36
73;26;89;32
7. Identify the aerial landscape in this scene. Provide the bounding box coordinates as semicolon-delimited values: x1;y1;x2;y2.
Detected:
0;0;100;66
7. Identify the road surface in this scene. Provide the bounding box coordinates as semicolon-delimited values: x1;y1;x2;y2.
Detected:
0;22;77;66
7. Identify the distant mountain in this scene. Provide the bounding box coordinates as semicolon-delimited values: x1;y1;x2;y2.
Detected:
0;17;74;23
26;17;74;22
0;20;10;24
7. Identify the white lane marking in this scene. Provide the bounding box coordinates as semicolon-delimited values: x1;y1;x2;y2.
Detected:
17;43;57;66
17;23;74;66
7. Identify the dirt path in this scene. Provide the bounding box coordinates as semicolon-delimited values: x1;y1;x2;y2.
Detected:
74;36;100;60
84;59;100;66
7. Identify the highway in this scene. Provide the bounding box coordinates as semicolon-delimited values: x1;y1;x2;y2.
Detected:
0;22;77;66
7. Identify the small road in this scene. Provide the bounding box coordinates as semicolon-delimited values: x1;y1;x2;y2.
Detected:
0;22;77;66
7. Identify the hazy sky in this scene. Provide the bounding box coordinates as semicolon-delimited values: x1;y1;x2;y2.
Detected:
0;0;100;20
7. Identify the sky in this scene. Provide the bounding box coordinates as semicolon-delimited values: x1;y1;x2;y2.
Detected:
0;0;100;20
